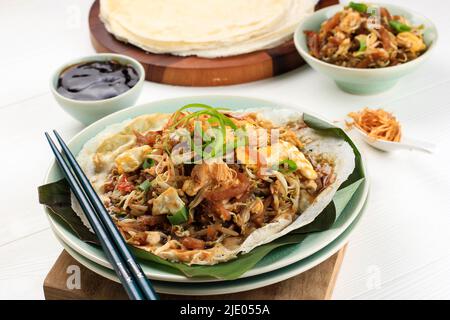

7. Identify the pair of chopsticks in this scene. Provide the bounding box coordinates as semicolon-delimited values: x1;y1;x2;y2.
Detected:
45;130;159;300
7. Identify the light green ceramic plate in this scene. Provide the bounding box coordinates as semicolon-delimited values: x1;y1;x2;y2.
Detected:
56;198;367;296
43;95;369;283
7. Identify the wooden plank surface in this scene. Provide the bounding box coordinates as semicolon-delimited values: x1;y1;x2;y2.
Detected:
44;246;346;300
89;0;339;86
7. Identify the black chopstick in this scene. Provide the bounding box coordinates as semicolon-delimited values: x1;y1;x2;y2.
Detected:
46;132;158;300
52;130;159;300
45;133;143;300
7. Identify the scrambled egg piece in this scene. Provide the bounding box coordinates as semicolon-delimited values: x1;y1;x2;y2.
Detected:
115;145;151;174
152;187;185;216
334;38;351;57
237;141;318;180
397;32;426;53
339;10;362;34
93;134;137;172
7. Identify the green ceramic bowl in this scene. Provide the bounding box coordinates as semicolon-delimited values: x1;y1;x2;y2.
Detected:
294;3;438;95
50;53;145;125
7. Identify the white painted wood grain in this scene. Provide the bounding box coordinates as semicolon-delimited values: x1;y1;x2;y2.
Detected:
0;0;449;299
0;229;61;300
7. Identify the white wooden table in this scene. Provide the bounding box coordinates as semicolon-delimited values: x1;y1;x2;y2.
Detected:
1;0;449;300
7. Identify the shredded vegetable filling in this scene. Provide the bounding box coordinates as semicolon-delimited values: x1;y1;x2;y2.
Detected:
101;106;337;257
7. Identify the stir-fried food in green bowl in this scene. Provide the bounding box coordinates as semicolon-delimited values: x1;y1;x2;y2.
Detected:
305;2;427;68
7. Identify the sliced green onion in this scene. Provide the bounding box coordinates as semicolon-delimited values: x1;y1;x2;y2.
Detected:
167;206;188;225
170;104;236;136
138;179;152;192
174;103;230;117
349;2;368;13
142;158;154;169
203;138;225;159
207;117;219;125
221;116;238;130
389;20;411;33
278;159;298;173
358;39;367;52
192;121;204;160
202;139;215;157
165;103;238;157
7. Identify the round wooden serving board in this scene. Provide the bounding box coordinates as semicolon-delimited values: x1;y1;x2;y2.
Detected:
89;0;338;87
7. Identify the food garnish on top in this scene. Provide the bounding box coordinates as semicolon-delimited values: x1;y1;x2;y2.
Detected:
305;2;427;68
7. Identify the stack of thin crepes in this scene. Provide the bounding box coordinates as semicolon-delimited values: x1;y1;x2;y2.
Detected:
99;0;315;58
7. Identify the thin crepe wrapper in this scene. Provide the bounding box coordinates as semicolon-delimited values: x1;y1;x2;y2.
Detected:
38;114;365;280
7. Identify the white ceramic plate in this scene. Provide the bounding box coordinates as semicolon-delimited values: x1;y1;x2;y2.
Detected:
56;197;367;296
44;95;368;283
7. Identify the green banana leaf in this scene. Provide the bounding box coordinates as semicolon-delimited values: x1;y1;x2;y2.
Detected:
38;114;365;280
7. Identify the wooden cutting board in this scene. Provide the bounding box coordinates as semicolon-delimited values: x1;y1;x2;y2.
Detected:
43;245;346;300
89;0;339;86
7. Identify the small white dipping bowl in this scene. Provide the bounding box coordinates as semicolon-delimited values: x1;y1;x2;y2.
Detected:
50;53;145;125
294;3;438;95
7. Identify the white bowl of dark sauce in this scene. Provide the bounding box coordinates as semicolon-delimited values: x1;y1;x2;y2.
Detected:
50;53;145;124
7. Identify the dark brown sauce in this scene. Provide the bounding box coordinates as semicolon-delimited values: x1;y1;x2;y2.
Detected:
56;60;139;101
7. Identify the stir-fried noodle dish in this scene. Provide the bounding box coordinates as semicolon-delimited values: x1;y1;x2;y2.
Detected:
77;105;355;265
305;2;427;68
